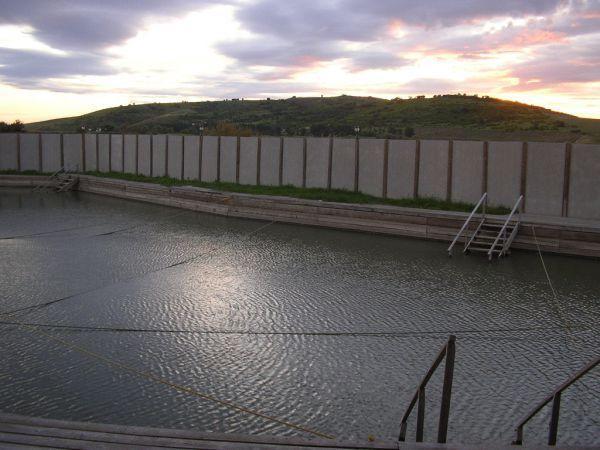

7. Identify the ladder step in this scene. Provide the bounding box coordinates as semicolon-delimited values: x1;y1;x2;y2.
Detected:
468;247;502;253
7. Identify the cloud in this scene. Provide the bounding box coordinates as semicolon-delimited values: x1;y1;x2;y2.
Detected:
508;36;600;89
0;0;225;51
0;48;115;89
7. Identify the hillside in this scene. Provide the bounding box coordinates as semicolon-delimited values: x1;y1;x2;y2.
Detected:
26;95;600;143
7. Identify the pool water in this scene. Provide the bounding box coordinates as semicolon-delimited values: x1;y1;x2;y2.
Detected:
0;188;598;445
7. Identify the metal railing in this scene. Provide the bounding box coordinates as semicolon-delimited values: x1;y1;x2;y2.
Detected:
398;335;456;444
31;166;77;193
513;355;599;446
488;195;523;260
448;193;487;256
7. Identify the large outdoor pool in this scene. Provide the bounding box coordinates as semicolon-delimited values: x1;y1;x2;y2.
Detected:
0;188;598;446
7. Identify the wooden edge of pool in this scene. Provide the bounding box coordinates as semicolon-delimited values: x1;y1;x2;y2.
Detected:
2;174;600;258
1;413;594;450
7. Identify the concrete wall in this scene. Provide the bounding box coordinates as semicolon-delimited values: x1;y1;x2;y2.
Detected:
219;136;237;183
260;137;281;186
137;135;151;176
451;140;484;204
41;134;61;172
239;137;258;185
282;137;304;187
152;135;166;177
167;135;183;179
19;134;40;171
98;134;110;172
418;140;449;199
0;133;18;170
123;135;137;174
305;137;330;188
487;141;522;208
183;135;200;180
9;133;600;221
358;138;384;197
387;140;416;199
201;136;219;182
110;134;123;173
63;134;83;172
84;134;97;171
568;144;600;220
526;142;565;216
331;138;356;191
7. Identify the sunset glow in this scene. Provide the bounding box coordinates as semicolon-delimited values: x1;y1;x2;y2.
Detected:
1;0;599;122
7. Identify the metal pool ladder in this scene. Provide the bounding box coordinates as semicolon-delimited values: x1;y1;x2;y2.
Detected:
32;167;78;193
398;335;455;444
513;355;600;446
448;193;523;260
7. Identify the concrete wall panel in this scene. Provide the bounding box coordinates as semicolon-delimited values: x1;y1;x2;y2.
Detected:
260;137;281;186
487;141;522;207
451;140;484;204
110;134;124;173
282;137;304;187
305;137;329;188
84;134;97;171
219;136;237;183
568;144;600;220
358;138;384;197
525;142;565;216
0;133;18;170
41;134;61;172
167;135;183;179
331;138;356;191
201;136;218;182
123;134;137;174
137;135;151;176
418;140;449;199
98;134;110;172
387;140;416;199
20;134;40;171
239;137;258;185
63;134;83;171
152;135;167;177
183;135;200;180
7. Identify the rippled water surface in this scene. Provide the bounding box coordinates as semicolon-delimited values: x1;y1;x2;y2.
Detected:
0;188;598;446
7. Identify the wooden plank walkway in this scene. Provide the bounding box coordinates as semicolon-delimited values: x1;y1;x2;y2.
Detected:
0;414;595;450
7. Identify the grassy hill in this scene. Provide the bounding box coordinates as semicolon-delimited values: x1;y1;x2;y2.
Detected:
26;94;600;143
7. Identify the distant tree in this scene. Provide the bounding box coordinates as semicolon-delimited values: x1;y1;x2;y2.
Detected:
102;124;115;132
404;126;415;138
206;121;253;136
0;120;24;132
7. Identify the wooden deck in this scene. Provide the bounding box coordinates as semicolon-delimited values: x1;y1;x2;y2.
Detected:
1;413;596;450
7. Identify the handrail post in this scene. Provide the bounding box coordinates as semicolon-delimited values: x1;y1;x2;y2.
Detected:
416;387;425;442
399;422;408;442
548;392;561;446
397;335;456;444
512;356;599;446
437;335;455;443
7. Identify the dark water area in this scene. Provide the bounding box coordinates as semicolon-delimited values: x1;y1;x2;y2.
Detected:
0;188;598;446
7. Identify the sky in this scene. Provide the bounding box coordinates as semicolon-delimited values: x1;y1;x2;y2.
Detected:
0;0;599;122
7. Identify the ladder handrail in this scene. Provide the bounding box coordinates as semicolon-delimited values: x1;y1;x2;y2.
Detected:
463;216;486;253
398;336;455;444
488;195;522;259
448;193;487;256
32;166;73;192
513;355;599;446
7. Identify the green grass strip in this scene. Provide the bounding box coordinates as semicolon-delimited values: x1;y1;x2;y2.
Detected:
1;169;510;214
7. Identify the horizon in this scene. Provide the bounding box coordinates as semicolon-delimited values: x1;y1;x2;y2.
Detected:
1;1;599;122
